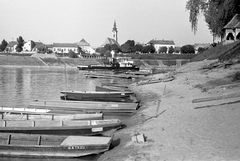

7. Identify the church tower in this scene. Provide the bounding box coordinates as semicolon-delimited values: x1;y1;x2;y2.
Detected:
112;20;118;42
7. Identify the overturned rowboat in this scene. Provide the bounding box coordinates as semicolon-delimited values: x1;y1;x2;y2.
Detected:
0;133;113;158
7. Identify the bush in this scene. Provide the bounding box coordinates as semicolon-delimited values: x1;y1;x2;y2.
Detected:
181;45;195;54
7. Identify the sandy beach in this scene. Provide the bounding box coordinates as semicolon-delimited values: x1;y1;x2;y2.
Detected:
99;60;240;161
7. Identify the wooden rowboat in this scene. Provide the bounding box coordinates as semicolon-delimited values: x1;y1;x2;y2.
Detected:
0;119;122;135
101;83;129;88
60;95;135;102
95;85;132;92
60;91;132;98
0;106;103;117
0;113;103;121
28;100;138;114
0;133;113;158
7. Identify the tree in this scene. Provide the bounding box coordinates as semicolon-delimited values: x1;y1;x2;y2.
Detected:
197;47;207;53
37;46;47;53
15;36;24;52
181;45;195;54
96;47;107;55
110;44;120;52
125;40;135;48
104;44;111;51
159;46;167;53
0;39;8;52
132;44;143;53
186;0;240;37
120;43;131;53
168;46;175;54
142;44;155;53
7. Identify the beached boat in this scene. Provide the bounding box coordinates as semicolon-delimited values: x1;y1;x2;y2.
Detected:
0;119;122;135
28;100;138;115
60;91;132;98
0;112;103;121
60;94;136;103
84;73;144;79
95;85;132;92
101;83;129;88
0;106;102;116
60;90;136;102
0;133;113;158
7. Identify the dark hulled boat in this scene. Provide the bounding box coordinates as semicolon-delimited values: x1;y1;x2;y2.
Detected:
0;119;122;135
0;133;113;158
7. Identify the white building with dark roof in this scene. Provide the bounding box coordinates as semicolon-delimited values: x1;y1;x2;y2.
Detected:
6;41;17;52
147;39;175;53
51;39;95;54
222;14;240;44
52;43;78;53
77;39;95;54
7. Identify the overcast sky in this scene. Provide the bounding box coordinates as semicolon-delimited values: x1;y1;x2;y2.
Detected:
0;0;213;47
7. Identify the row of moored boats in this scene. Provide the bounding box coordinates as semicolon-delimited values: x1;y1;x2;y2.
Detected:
0;82;139;158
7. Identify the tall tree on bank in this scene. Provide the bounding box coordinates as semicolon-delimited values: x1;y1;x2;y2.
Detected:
0;39;8;52
186;0;240;37
16;36;24;52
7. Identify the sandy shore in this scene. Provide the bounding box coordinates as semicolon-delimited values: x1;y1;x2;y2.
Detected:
99;60;240;161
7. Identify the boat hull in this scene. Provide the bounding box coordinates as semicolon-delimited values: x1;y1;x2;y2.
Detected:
60;95;134;103
0;120;122;136
0;134;112;158
60;91;132;98
77;65;139;71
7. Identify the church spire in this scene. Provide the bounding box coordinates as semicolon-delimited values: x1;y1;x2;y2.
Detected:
112;20;118;42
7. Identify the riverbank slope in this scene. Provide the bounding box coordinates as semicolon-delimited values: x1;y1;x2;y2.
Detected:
99;59;240;161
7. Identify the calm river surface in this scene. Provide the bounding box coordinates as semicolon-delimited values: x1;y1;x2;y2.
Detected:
0;67;134;161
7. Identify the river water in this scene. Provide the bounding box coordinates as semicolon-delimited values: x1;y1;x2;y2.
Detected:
0;67;134;161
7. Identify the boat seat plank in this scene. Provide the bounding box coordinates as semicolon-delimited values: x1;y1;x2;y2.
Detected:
60;136;111;146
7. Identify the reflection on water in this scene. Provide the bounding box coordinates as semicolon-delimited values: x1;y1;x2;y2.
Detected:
0;67;102;108
0;67;133;161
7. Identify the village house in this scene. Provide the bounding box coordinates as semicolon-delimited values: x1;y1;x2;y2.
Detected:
52;43;78;53
222;14;240;45
6;41;17;52
146;39;175;53
77;39;95;54
51;39;95;54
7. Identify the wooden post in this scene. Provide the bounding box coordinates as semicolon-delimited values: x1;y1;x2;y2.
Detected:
155;100;161;117
7;134;11;145
37;136;41;145
155;85;166;117
32;121;35;127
